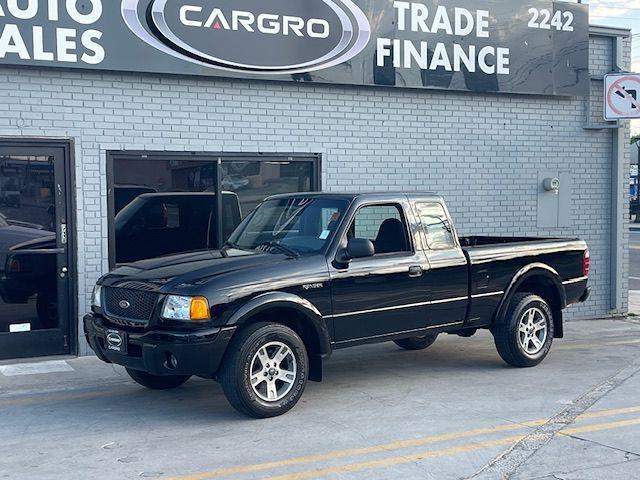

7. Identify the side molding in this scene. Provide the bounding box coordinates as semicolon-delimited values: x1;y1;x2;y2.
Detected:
494;263;566;325
227;292;332;356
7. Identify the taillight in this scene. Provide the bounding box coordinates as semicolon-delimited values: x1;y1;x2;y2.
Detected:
582;249;590;277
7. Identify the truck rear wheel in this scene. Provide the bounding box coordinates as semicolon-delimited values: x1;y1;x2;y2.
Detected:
125;368;191;390
394;333;438;351
220;322;308;418
493;293;554;368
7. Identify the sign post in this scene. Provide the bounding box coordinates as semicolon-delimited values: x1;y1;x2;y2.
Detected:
604;73;640;121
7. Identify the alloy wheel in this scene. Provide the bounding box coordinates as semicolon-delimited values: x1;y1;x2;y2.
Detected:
249;341;297;402
517;307;548;356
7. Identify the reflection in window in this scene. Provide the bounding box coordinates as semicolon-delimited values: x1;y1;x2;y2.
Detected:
0;154;59;332
112;156;316;263
220;161;313;216
417;203;456;250
228;197;347;255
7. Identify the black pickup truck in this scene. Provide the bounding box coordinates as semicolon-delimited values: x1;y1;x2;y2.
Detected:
85;193;590;418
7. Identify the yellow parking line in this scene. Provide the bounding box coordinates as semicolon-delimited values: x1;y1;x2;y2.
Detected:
263;418;640;480
166;406;640;480
263;436;525;480
562;417;640;435
578;405;640;420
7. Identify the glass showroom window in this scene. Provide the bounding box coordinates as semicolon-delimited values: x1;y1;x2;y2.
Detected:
109;154;319;265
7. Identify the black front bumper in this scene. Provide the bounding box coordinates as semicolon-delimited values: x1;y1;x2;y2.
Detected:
84;314;236;376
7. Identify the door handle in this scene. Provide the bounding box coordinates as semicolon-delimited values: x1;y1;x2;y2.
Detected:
408;266;423;278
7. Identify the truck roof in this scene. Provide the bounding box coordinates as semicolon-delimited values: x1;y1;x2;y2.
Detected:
265;191;443;202
135;191;237;199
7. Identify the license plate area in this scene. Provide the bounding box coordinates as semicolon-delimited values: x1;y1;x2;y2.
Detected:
105;329;128;354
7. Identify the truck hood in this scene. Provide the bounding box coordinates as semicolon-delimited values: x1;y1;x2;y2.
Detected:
102;248;295;289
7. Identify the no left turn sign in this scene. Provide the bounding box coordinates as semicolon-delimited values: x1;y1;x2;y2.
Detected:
604;73;640;121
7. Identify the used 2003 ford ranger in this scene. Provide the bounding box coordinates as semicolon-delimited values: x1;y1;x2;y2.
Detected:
85;193;590;418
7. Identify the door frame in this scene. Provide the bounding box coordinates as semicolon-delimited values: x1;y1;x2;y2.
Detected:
0;137;78;357
105;151;322;269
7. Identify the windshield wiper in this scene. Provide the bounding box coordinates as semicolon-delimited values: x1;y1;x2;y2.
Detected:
256;241;300;258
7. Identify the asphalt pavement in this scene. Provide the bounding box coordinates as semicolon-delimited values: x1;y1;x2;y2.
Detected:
1;318;639;480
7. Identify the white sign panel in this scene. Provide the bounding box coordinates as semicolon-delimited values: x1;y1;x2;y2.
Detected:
604;73;640;121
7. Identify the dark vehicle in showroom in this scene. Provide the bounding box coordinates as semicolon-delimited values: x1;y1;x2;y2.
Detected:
113;184;157;214
0;216;56;326
1;192;242;325
85;193;590;418
115;192;241;263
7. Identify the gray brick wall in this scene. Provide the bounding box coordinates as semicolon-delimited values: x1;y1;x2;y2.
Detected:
0;32;630;354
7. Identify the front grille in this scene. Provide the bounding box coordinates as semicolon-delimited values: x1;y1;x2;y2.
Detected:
103;287;158;324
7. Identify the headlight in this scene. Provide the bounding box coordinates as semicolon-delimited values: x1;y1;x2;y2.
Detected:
91;285;102;308
162;295;210;321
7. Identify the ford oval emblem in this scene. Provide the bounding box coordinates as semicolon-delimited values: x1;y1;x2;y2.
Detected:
119;300;131;309
121;0;371;74
106;332;123;348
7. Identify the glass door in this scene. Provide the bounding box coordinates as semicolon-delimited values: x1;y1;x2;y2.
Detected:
0;145;71;359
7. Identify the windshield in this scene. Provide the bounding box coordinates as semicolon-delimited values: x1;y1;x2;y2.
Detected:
228;197;349;255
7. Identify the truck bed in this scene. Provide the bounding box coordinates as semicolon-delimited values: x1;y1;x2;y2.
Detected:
459;236;567;247
459;236;586;266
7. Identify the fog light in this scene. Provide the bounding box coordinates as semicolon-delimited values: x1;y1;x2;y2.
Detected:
165;351;178;370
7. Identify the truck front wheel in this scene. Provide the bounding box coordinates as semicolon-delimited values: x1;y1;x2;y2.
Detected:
493;293;554;367
125;368;191;390
220;322;308;418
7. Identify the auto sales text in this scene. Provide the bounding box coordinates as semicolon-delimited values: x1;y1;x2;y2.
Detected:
0;0;104;64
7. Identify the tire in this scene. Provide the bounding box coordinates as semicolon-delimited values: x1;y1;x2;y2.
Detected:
220;322;308;418
125;368;191;390
394;333;439;351
493;293;554;368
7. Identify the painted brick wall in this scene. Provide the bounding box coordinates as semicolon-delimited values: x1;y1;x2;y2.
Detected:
0;33;630;354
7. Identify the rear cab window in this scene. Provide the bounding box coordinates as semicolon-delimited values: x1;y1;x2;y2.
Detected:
415;202;456;250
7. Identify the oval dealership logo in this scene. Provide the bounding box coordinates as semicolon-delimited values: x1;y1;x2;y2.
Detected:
106;332;123;348
121;0;371;74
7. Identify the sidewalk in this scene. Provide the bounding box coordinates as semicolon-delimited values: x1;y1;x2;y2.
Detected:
630;290;640;315
1;319;640;480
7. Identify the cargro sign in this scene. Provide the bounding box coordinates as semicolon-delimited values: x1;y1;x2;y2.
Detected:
0;0;589;96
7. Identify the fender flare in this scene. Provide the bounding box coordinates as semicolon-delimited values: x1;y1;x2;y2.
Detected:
227;291;332;356
494;263;566;325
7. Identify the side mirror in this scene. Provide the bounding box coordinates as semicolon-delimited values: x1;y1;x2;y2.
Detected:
347;238;375;259
335;238;375;266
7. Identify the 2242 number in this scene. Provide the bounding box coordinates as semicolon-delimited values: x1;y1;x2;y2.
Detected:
528;8;574;32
